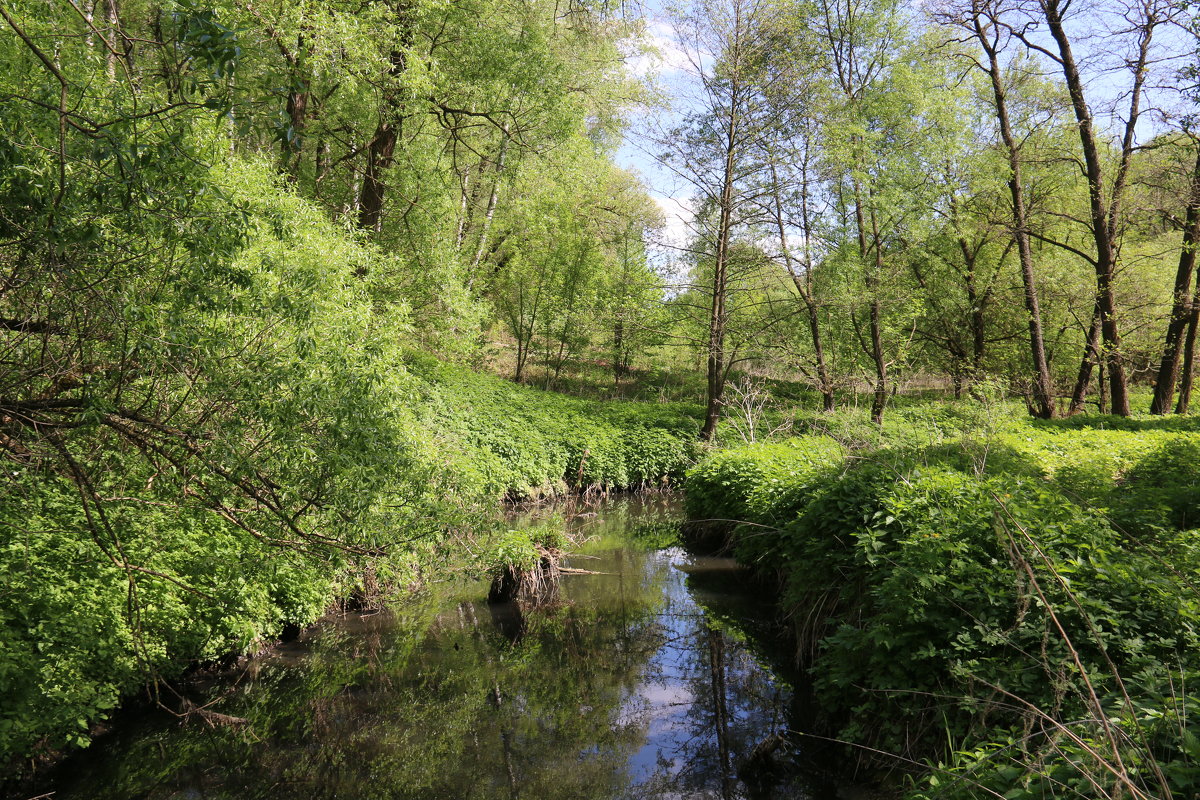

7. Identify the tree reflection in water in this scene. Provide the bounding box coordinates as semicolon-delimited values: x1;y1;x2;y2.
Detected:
31;496;842;800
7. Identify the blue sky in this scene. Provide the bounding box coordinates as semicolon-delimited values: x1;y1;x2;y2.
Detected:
616;0;702;264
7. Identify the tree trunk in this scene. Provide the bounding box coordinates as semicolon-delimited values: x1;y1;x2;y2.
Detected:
807;295;835;412
104;0;121;79
283;76;310;179
1037;0;1158;416
509;281;539;385
357;46;408;233
699;43;743;442
847;179;888;423
708;629;734;800
613;319;626;387
1098;360;1108;414
358;120;398;233
471;128;510;272
514;334;528;383
768;160;834;412
962;244;986;377
701;266;729;441
862;195;888;425
1150;145;1200;413
455;168;472;249
1068;303;1101;415
1177;289;1200;414
971;2;1055;417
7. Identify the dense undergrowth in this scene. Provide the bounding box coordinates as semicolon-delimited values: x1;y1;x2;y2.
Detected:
1;316;701;774
683;408;1200;799
0;175;700;777
405;353;702;499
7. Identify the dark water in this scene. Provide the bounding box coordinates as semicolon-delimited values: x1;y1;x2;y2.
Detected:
24;495;857;800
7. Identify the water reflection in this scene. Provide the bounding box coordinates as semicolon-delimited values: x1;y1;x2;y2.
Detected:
26;495;841;800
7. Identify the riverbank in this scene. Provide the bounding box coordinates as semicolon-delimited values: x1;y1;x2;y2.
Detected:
10;495;851;800
0;359;704;781
10;374;1200;798
681;414;1200;798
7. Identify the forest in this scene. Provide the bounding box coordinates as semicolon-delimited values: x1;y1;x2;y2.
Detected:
1;0;1200;797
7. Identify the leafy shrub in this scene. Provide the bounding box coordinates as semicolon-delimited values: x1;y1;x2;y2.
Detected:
683;436;845;527
791;467;1199;751
1112;434;1200;534
914;667;1200;800
682;424;1200;798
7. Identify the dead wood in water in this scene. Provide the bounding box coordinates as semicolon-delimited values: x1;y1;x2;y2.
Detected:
177;698;249;728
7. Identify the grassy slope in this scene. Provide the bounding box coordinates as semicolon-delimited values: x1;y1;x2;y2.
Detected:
404;352;702;498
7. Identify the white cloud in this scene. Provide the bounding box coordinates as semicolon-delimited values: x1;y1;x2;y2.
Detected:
624;20;695;80
651;193;695;251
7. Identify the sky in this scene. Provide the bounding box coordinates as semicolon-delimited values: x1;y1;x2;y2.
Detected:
614;0;704;264
609;0;1197;278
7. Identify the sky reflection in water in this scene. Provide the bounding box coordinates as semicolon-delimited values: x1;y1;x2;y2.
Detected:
31;495;846;800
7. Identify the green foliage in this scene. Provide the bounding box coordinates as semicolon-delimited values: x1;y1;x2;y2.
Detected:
1112;434;1200;534
682;436;845;529
913;670;1200;800
0;148;691;768
0;0;668;764
4;0;1200;787
405;354;701;499
0;152;426;762
0;344;699;766
683;417;1200;798
487;529;547;572
17;527;685;800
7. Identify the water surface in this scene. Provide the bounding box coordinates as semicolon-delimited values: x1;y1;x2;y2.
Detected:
26;495;851;800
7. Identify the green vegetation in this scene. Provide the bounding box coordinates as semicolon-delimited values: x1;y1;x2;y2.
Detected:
405;355;701;499
0;345;698;769
683;411;1200;798
4;0;1200;796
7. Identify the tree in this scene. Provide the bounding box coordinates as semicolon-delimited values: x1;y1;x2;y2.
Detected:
658;0;779;440
1006;0;1183;416
746;6;840;411
487;148;661;385
1148;139;1200;413
814;0;941;423
936;0;1057;416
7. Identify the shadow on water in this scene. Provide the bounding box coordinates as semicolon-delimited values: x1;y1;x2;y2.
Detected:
20;494;867;800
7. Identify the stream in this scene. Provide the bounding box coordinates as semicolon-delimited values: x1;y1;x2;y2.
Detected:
23;495;863;800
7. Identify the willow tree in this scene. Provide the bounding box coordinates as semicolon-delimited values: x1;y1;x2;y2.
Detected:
933;0;1056;416
486;146;661;384
813;0;946;423
0;0;448;759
